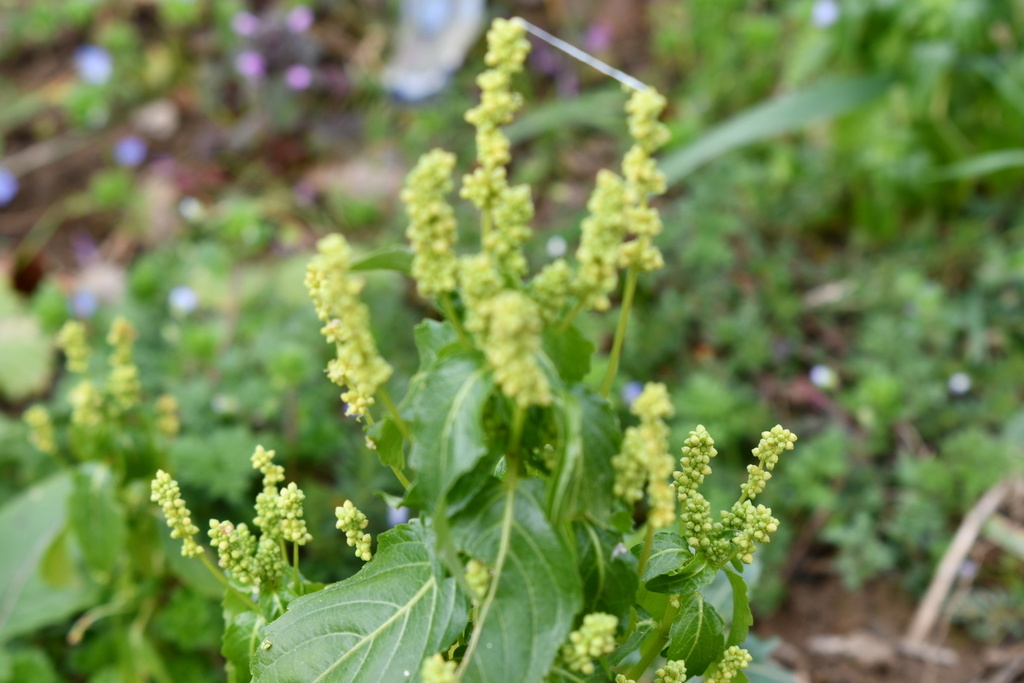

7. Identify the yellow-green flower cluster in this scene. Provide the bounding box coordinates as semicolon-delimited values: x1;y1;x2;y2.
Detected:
615;677;636;683
24;405;56;455
574;170;628;312
251;446;312;546
740;425;796;502
705;646;753;683
402;149;459;298
528;258;573;323
151;470;203;558
208;520;284;588
560;612;618;675
155;394;180;438
106;317;141;413
721;500;779;565
612;383;676;528
464;558;491;603
420;654;459;683
335;500;372;562
673;425;719;551
461;18;533;277
618;88;670;273
56;321;89;374
655;660;687;683
474;290;551;408
306;234;393;419
69;381;103;428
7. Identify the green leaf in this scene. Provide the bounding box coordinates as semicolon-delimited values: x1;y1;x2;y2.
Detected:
350;245;413;275
608;606;656;667
413;320;460;370
0;471;100;642
646;551;718;595
452;480;583;683
549;385;620;524
923;149;1024;182
724;570;753;647
574;522;638;626
252;522;465;683
366;418;404;469
69;463;127;579
666;592;725;676
222;590;266;683
542;326;595;384
506;88;627;143
407;351;494;509
661;75;893;185
635;530;694;582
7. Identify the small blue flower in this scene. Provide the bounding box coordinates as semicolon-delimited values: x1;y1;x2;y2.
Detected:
113;136;147;168
168;285;199;315
386;507;410;528
620;381;644;406
809;364;838;390
812;0;840;28
68;289;99;319
74;45;114;84
0;166;18;207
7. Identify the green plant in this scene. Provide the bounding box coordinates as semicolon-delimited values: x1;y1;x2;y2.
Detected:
153;19;798;682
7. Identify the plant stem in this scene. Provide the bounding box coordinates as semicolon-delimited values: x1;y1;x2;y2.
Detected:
441;293;473;347
635;523;656;579
626;597;681;680
558;298;587;333
292;543;302;594
600;266;639;398
390;465;412;491
199;553;260;613
378;387;411;439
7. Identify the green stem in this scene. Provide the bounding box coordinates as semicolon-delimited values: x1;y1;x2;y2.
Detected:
509;404;526;461
635;523;656;579
390;465;412;491
378;387;411;439
599;266;639;398
440;293;472;347
199;553;260;613
558;298;587;333
626;598;681;680
292;543;302;594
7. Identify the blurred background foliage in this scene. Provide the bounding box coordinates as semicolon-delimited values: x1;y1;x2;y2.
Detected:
1;0;1023;681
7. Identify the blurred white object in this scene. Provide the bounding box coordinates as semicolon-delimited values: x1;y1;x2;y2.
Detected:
382;0;486;101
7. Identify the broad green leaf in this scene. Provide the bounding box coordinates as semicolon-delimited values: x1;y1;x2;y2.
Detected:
542;326;595;384
646;551;718;595
923;149;1024;182
407;351;493;509
38;528;75;588
0;471;99;641
635;530;694;582
252;523;465;683
413;320;460;370
506;88;627;143
608;606;656;667
661;75;893;185
666;592;725;676
549;385;620;524
350;245;413;274
574;522;637;626
452;480;583;683
70;463;127;579
366;418;404;469
724;570;753;647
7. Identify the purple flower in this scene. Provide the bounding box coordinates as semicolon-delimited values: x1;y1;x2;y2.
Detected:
68;289;99;319
235;50;266;80
74;45;113;84
812;0;840;28
284;64;313;90
621;381;644;406
231;11;260;37
168;285;199;315
113;135;147;168
584;22;613;53
0;166;18;207
286;5;314;33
